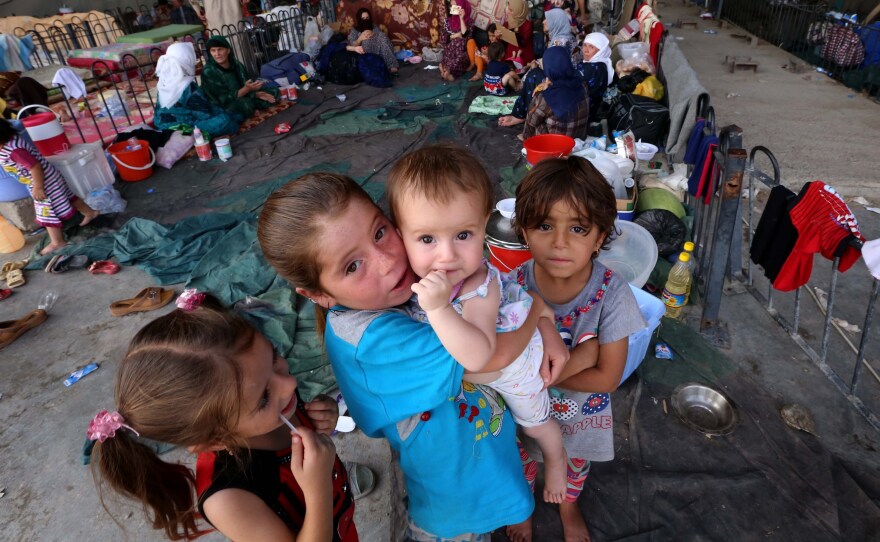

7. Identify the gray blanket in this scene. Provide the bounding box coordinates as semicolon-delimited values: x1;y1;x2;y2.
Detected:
662;40;710;161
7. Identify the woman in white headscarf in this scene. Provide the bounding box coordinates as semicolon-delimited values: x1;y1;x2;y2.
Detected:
154;42;241;137
576;32;614;122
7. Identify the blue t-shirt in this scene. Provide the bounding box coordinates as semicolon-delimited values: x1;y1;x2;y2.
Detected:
324;307;533;537
484;60;510;96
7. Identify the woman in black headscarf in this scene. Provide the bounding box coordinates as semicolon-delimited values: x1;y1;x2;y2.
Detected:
346;8;399;73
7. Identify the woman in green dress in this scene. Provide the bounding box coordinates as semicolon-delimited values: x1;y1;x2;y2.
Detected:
154;42;241;137
201;35;281;120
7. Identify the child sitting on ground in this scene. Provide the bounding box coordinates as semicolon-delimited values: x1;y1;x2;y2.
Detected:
468;23;500;82
386;144;571;504
91;292;357;541
0;118;98;255
483;42;523;95
506;156;647;542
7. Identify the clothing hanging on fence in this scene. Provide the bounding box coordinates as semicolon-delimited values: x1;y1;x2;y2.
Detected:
751;181;865;292
0;34;34;72
686;133;718;204
862;239;880;281
750;185;799;283
51;68;87;100
683;118;705;165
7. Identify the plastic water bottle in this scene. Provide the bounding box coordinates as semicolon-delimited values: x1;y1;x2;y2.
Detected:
125;137;142;151
193;127;205;146
662;252;692;319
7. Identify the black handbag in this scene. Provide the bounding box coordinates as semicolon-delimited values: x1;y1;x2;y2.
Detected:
608;93;669;146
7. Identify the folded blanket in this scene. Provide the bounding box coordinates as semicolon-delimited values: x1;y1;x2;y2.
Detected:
468;95;516;116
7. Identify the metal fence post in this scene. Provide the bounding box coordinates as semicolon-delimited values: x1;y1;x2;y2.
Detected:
700;146;746;349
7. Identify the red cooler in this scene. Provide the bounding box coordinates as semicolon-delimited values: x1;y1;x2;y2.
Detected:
19;106;70;157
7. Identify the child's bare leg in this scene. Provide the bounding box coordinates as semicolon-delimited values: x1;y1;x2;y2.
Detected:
522;420;567;503
40;226;67;255
559;501;591;542
71;198;99;226
505;515;533;542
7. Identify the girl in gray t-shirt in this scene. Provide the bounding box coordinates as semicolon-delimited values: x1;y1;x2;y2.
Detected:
506;155;647;541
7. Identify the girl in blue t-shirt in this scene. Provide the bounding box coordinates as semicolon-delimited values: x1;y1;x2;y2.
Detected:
258;172;537;541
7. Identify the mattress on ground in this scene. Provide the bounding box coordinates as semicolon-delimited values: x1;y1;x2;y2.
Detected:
66;41;170;71
115;24;204;43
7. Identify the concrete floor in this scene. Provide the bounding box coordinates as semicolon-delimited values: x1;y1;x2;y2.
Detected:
2;5;880;541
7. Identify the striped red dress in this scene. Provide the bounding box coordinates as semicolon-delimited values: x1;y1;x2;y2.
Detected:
0;135;76;228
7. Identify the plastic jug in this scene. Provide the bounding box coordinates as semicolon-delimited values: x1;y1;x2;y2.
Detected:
0;217;25;253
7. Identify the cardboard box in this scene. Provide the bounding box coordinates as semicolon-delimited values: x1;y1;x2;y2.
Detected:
616;186;638;221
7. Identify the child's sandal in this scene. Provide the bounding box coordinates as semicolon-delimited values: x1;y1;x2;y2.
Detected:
5;269;25;288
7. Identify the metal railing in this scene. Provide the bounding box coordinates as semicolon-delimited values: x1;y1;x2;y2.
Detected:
741;147;880;432
14;13;125;68
683;95;880;431
722;0;880;98
24;5;337;146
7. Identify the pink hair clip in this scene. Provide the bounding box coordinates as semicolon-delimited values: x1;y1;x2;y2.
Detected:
87;409;140;442
176;288;206;311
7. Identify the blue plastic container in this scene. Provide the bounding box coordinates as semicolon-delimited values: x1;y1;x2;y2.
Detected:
0;170;29;202
620;285;665;384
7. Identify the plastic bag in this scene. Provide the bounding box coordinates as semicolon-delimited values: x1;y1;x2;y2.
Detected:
422;47;443;62
615;41;655;75
633;209;686;257
320;25;335;45
85;185;127;214
304;16;321;59
155;131;194;169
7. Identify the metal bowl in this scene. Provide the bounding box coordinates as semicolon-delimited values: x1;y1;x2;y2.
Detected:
671;383;738;436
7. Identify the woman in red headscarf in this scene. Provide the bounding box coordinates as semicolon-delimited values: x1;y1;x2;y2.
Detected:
439;0;472;81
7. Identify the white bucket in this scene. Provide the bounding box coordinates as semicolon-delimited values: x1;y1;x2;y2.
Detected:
215;138;232;161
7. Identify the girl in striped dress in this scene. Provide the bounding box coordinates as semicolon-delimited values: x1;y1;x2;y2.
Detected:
0;118;97;255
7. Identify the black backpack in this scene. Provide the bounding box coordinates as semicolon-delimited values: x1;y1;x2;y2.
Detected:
608;93;669;146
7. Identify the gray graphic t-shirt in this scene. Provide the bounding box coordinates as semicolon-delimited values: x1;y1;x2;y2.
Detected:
516;260;646;461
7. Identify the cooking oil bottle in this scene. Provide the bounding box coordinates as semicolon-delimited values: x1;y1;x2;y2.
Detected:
662;252;692;319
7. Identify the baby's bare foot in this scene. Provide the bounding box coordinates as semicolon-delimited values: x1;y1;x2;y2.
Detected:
543;452;567;503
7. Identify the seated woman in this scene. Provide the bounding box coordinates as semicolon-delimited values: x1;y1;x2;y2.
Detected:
498;0;534;72
347;8;399;74
202;36;280;121
499;32;612;128
153;42;241;137
439;0;472;81
521;46;590;141
577;32;615;122
544;7;576;56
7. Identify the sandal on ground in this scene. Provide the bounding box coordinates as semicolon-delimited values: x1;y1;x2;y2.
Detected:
346;463;376;501
110;287;175;317
89;260;121;275
5;269;25;288
1;259;28;281
45;254;89;274
0;309;48;350
0;289;11;301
